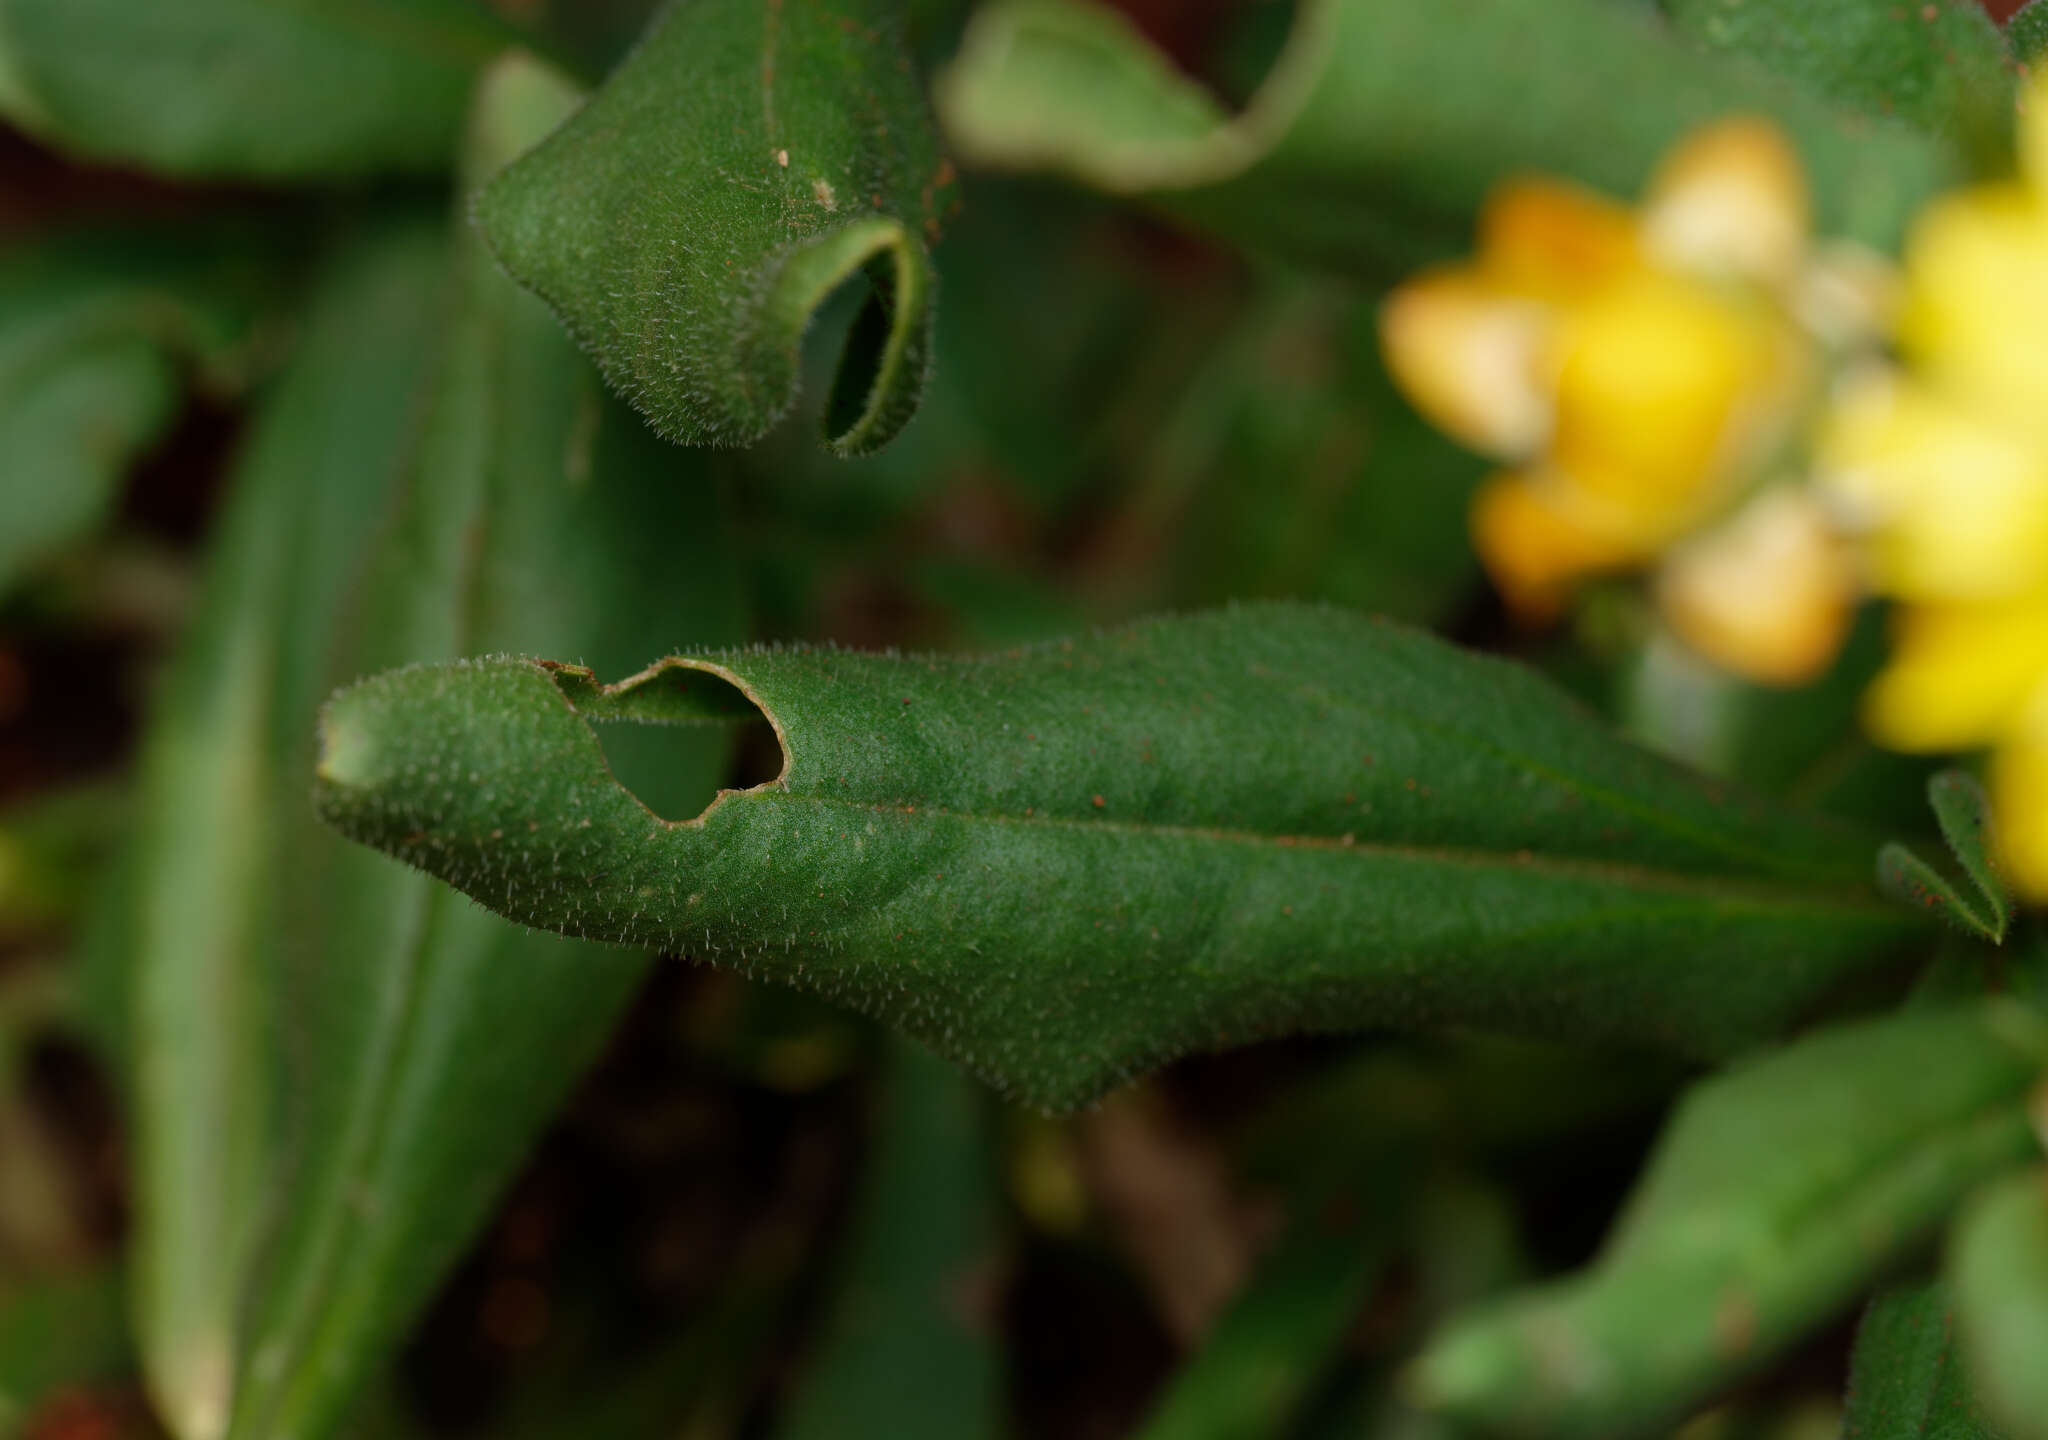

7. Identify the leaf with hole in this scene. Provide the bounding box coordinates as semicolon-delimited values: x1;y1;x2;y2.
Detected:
477;0;950;455
220;57;749;1440
316;603;1928;1109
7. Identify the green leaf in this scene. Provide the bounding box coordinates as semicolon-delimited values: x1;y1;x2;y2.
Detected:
317;603;1924;1110
221;56;748;1440
0;228;283;595
1950;1167;2048;1440
1878;771;2012;945
0;1267;129;1429
934;0;1956;278
0;0;516;179
125;214;450;1440
476;0;949;455
1407;1002;2048;1437
1660;0;2015;174
0;780;127;943
2012;2;2048;67
775;1039;1002;1440
1843;1281;2002;1440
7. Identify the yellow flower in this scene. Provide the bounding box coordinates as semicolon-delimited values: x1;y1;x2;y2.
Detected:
1380;118;1861;685
1813;75;2048;902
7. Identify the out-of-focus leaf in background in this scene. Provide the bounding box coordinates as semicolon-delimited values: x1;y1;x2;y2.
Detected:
0;227;285;597
1410;1003;2048;1436
317;605;1926;1109
478;0;951;454
219;55;747;1440
121;214;450;1440
0;0;516;179
936;0;1956;278
1950;1167;2048;1440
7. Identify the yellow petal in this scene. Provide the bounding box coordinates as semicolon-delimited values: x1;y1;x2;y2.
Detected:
1898;182;2048;447
1476;178;1639;301
1816;370;2048;602
1991;691;2048;904
1470;469;1658;622
1548;269;1779;516
1380;269;1553;460
1641;116;1809;288
1862;594;2048;752
1657;489;1856;686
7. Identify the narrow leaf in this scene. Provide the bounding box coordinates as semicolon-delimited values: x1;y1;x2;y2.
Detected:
1661;0;2014;174
935;0;1954;278
0;0;516;179
318;604;1924;1109
1407;1003;2048;1437
1950;1167;2048;1440
222;57;748;1440
126;215;449;1440
0;228;283;594
775;1040;1002;1440
476;0;949;454
1843;1281;2002;1440
1877;771;2011;944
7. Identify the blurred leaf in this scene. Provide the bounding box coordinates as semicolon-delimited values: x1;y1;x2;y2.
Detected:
775;1040;1002;1440
1842;1280;2001;1440
124;213;450;1440
0;228;284;596
221;57;748;1440
477;0;950;454
0;1266;128;1429
0;780;126;943
1878;772;2012;945
1660;0;2014;173
318;604;1924;1110
1950;1168;2048;1440
0;0;515;179
935;0;1954;279
2013;2;2048;65
1155;283;1483;626
1409;1002;2048;1437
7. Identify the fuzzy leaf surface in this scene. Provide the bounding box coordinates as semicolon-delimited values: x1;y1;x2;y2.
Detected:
222;58;748;1440
935;0;1954;278
1843;1281;2003;1440
1660;0;2013;173
317;604;1924;1109
477;0;948;454
1410;1003;2048;1437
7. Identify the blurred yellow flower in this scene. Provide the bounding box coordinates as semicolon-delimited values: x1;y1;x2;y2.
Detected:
1381;118;1869;686
1815;78;2048;902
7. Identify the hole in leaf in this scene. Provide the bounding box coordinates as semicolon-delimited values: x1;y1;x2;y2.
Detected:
576;664;786;822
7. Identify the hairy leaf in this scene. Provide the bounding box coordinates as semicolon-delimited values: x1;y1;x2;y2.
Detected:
222;57;747;1440
1950;1168;2048;1440
775;1040;1001;1440
1408;1003;2048;1437
477;0;949;455
127;215;449;1440
1878;771;2012;945
1661;0;2013;174
1843;1281;2002;1440
0;228;282;595
316;604;1924;1109
0;0;515;179
935;0;1955;278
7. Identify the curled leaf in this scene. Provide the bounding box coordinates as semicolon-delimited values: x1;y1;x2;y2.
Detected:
477;0;949;454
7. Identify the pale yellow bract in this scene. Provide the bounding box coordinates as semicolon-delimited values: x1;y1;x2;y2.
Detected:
1378;117;1865;688
1814;75;2048;902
